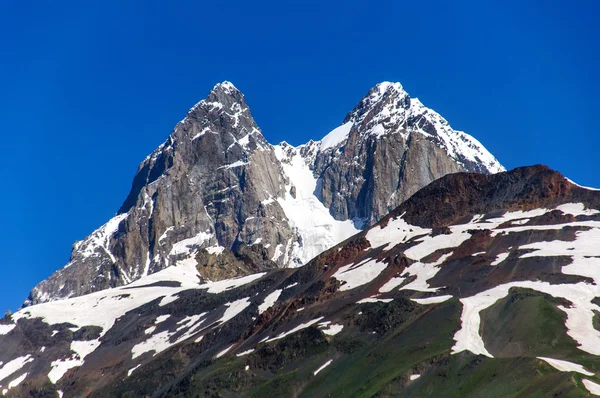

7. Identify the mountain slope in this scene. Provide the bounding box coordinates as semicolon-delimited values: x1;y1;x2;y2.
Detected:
3;166;600;397
25;81;503;306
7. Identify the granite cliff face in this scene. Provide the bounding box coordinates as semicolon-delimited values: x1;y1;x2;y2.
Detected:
26;81;503;305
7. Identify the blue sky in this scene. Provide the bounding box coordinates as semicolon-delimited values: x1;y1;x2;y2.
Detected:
0;0;598;311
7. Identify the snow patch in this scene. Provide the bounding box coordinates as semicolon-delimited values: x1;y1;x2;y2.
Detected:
537;357;593;376
258;290;282;314
273;144;361;266
266;317;324;343
314;359;333;375
333;259;388;291
411;295;453;304
319;122;353;150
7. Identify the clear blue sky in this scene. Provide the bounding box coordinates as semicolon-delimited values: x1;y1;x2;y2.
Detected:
0;0;598;311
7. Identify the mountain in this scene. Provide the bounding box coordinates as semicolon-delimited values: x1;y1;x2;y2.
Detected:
2;166;600;397
24;81;503;306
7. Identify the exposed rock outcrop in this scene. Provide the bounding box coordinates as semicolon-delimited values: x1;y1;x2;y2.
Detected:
25;81;504;305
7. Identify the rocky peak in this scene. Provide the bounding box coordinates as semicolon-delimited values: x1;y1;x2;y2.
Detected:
390;165;600;229
25;80;507;306
344;81;410;127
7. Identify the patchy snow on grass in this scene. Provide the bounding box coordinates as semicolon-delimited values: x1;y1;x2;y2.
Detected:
313;359;333;375
583;379;600;395
333;259;388;291
313;359;333;376
411;295;453;305
537;357;593;375
452;279;600;358
258;289;282;314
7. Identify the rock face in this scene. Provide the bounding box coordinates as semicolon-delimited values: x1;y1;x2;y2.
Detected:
26;81;504;305
3;167;600;397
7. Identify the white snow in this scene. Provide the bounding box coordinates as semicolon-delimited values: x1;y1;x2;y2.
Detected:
215;345;233;359
0;355;33;384
411;295;453;305
158;227;175;244
218;160;248;170
556;203;599;217
48;356;82;384
319;122;353;150
258;289;282;314
200;273;266;294
0;325;15;336
127;364;141;377
236;349;255;357
320;323;344;336
537;357;593;376
217;298;252;325
490;252;510;266
132;313;208;359
169;231;213;256
7;373;27;390
357;296;393;304
379;277;406;293
273;144;361;266
398;254;451;293
409;374;421;381
266;317;324;343
333;259;388;291
342;81;504;173
313;359;333;375
583;379;600;395
566;177;600;191
155;315;171;324
452;276;600;357
8;261;266;381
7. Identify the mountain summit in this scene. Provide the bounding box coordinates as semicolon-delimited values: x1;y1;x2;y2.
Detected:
25;81;504;305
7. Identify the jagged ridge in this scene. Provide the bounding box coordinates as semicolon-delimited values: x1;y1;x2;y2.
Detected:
26;80;504;305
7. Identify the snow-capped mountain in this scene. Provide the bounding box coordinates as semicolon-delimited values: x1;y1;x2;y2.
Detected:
3;166;600;397
25;81;503;305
